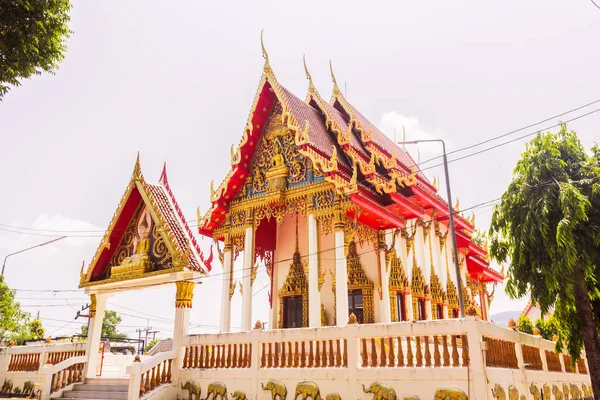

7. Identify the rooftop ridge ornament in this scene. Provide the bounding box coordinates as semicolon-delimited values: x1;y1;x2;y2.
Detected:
329;59;341;96
133;152;143;181
260;29;271;74
303;55;316;94
159;161;168;185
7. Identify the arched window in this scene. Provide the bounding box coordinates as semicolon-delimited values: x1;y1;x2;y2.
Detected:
417;298;426;320
396;292;407;321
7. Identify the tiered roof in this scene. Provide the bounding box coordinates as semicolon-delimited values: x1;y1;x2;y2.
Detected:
80;156;211;287
198;35;501;283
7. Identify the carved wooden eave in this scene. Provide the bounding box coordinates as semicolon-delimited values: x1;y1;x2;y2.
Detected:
80;156;210;290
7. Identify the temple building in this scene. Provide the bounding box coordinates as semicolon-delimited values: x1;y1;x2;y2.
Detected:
198;45;502;334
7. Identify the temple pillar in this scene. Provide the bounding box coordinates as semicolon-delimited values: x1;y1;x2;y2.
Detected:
219;236;233;332
378;231;391;323
241;220;254;332
334;211;349;327
173;281;193;384
86;293;107;378
307;211;321;327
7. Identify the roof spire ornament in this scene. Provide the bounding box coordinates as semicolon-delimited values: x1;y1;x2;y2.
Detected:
133;152;143;181
303;55;315;94
260;29;271;74
329;59;341;96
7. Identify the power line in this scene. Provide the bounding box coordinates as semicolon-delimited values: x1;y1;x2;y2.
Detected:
419;99;600;166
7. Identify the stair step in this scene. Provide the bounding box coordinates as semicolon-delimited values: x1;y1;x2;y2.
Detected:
84;379;128;385
62;390;127;400
73;384;128;392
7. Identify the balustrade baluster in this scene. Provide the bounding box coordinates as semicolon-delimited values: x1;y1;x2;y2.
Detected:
322;340;327;368
231;344;238;368
380;337;387;367
294;342;300;367
308;341;314;367
335;340;341;367
442;335;450;366
51;372;57;392
167;359;173;383
211;345;217;368
287;342;293;368
221;344;227;368
397;337;405;367
275;342;281;368
61;367;67;388
301;342;307;368
451;335;459;367
268;343;274;368
315;340;320;367
261;343;266;367
343;339;348;367
216;345;223;368
226;344;232;368
152;366;158;389
145;370;151;393
361;339;368;367
424;336;432;367
238;344;245;368
156;363;162;386
248;343;252;367
415;337;423;367
388;337;395;367
406;337;414;367
433;336;441;367
328;340;335;367
139;375;145;397
183;347;190;368
370;338;377;367
461;335;469;366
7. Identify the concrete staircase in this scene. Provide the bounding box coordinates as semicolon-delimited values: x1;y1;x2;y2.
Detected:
60;378;129;400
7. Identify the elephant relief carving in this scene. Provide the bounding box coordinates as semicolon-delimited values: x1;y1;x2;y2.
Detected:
552;385;563;400
181;381;202;400
570;384;582;400
2;380;13;394
508;386;523;400
23;381;34;397
362;383;397;400
563;383;570;400
530;384;541;400
433;388;468;400
294;382;321;400
13;387;22;396
491;385;506;400
231;390;247;400
206;382;228;400
402;397;420;400
325;395;341;400
582;384;593;400
262;380;287;400
542;385;551;400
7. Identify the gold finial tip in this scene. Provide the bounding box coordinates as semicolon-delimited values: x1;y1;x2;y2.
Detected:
303;54;315;93
329;59;341;96
260;29;271;73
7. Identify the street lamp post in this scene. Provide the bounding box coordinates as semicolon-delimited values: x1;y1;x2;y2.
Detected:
397;139;465;318
2;236;67;276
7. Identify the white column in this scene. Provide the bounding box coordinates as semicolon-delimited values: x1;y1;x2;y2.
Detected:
173;282;193;348
86;293;107;378
241;225;254;331
220;241;233;333
308;212;321;327
378;232;391;323
334;228;349;326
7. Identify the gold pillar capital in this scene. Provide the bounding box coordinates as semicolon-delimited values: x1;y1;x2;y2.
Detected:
89;294;97;318
175;281;195;308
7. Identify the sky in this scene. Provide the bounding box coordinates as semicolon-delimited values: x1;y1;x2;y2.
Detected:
1;0;600;339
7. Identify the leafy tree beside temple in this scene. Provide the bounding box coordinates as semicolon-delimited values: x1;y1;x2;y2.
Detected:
81;310;127;340
490;125;600;398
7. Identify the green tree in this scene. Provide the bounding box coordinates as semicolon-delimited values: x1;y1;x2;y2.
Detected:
489;125;600;397
81;310;127;340
0;275;30;344
535;316;559;341
28;318;45;340
517;315;534;335
0;0;72;99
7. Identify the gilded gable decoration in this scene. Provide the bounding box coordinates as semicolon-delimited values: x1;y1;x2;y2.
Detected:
411;265;428;298
388;252;409;322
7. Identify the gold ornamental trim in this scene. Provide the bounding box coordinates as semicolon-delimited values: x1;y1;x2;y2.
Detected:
89;294;97;318
175;281;195;308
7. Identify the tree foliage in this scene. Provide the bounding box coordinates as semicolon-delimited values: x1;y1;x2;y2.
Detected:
535;316;560;341
0;0;72;99
517;315;534;335
81;310;127;340
0;275;44;344
145;338;160;353
489;125;600;394
28;318;45;340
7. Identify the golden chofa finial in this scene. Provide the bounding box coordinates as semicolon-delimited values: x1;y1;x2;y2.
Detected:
260;29;271;73
132;152;142;181
454;198;460;211
432;176;437;190
329;59;341;96
303;55;315;93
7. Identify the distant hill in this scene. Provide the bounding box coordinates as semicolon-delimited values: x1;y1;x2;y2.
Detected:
490;310;521;327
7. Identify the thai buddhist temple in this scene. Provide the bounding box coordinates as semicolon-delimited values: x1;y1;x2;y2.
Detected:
0;37;592;400
197;42;502;333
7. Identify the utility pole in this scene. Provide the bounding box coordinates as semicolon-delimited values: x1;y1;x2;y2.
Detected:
75;304;91;341
135;324;153;354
